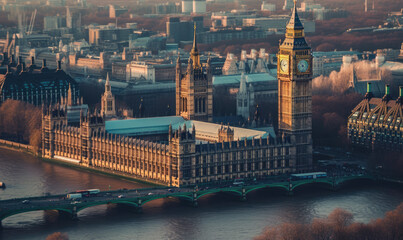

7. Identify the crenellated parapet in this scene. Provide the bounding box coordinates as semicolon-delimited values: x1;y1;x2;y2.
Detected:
218;124;234;142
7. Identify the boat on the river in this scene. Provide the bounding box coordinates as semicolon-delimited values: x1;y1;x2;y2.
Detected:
0;181;6;188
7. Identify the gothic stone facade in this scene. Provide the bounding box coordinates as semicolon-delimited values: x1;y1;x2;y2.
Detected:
176;28;213;122
277;3;313;170
41;4;311;187
42;108;296;187
0;55;80;106
348;84;403;152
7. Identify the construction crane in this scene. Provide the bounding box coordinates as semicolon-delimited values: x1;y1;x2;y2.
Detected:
28;9;37;35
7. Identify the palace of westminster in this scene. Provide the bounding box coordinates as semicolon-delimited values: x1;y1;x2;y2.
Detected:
39;4;313;187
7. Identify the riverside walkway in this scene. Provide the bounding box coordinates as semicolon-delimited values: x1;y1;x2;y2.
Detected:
0;174;375;228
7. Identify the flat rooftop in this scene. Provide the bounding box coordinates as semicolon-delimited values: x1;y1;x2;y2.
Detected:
105;116;275;141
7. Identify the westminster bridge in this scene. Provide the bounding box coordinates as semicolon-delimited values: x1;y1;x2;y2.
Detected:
0;174;376;228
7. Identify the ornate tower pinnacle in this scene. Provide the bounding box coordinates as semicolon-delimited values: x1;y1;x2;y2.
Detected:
101;73;116;117
67;83;73;106
190;23;200;69
175;24;213;122
105;72;111;92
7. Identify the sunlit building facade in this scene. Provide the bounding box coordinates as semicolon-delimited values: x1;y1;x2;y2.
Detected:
42;3;313;187
348;83;403;152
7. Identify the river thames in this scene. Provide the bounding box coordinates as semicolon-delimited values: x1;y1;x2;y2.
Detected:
1;148;402;240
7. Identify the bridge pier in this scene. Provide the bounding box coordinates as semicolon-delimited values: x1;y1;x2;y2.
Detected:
136;206;143;213
287;182;294;196
192;192;198;207
240;187;247;201
71;206;78;220
331;184;340;192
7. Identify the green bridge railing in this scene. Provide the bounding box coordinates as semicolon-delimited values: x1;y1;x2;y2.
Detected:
0;174;376;226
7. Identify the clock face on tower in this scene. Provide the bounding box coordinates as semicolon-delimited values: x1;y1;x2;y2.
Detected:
280;59;289;73
297;59;309;73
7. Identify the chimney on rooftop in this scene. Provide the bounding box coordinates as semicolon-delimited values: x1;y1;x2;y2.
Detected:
365;82;373;99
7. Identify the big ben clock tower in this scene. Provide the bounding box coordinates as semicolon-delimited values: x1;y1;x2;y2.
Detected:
278;0;312;170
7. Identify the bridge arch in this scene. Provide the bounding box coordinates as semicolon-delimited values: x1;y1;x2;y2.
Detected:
75;200;141;213
336;176;375;186
196;189;243;200
0;207;72;222
291;180;334;192
140;195;173;206
245;184;289;195
167;194;194;202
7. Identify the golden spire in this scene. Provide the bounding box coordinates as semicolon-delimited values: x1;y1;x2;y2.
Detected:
190;23;201;69
192;23;197;52
287;0;303;31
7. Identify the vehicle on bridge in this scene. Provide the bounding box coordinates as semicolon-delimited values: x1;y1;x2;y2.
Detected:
88;189;100;195
290;172;327;181
74;189;101;197
233;178;244;185
67;193;82;200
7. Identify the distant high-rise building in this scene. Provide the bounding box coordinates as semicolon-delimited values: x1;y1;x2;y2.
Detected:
182;0;193;13
166;17;203;43
181;0;206;14
283;0;294;10
365;0;368;12
44;16;66;31
46;0;65;7
66;7;81;30
261;1;276;11
193;0;206;13
109;5;128;18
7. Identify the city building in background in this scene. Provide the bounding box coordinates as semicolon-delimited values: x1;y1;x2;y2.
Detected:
109;5;128;18
312;50;360;77
222;49;271;75
243;16;315;34
181;0;206;14
166;16;203;43
261;2;276;12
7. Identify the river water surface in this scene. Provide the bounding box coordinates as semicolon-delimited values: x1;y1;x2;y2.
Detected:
1;148;402;240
